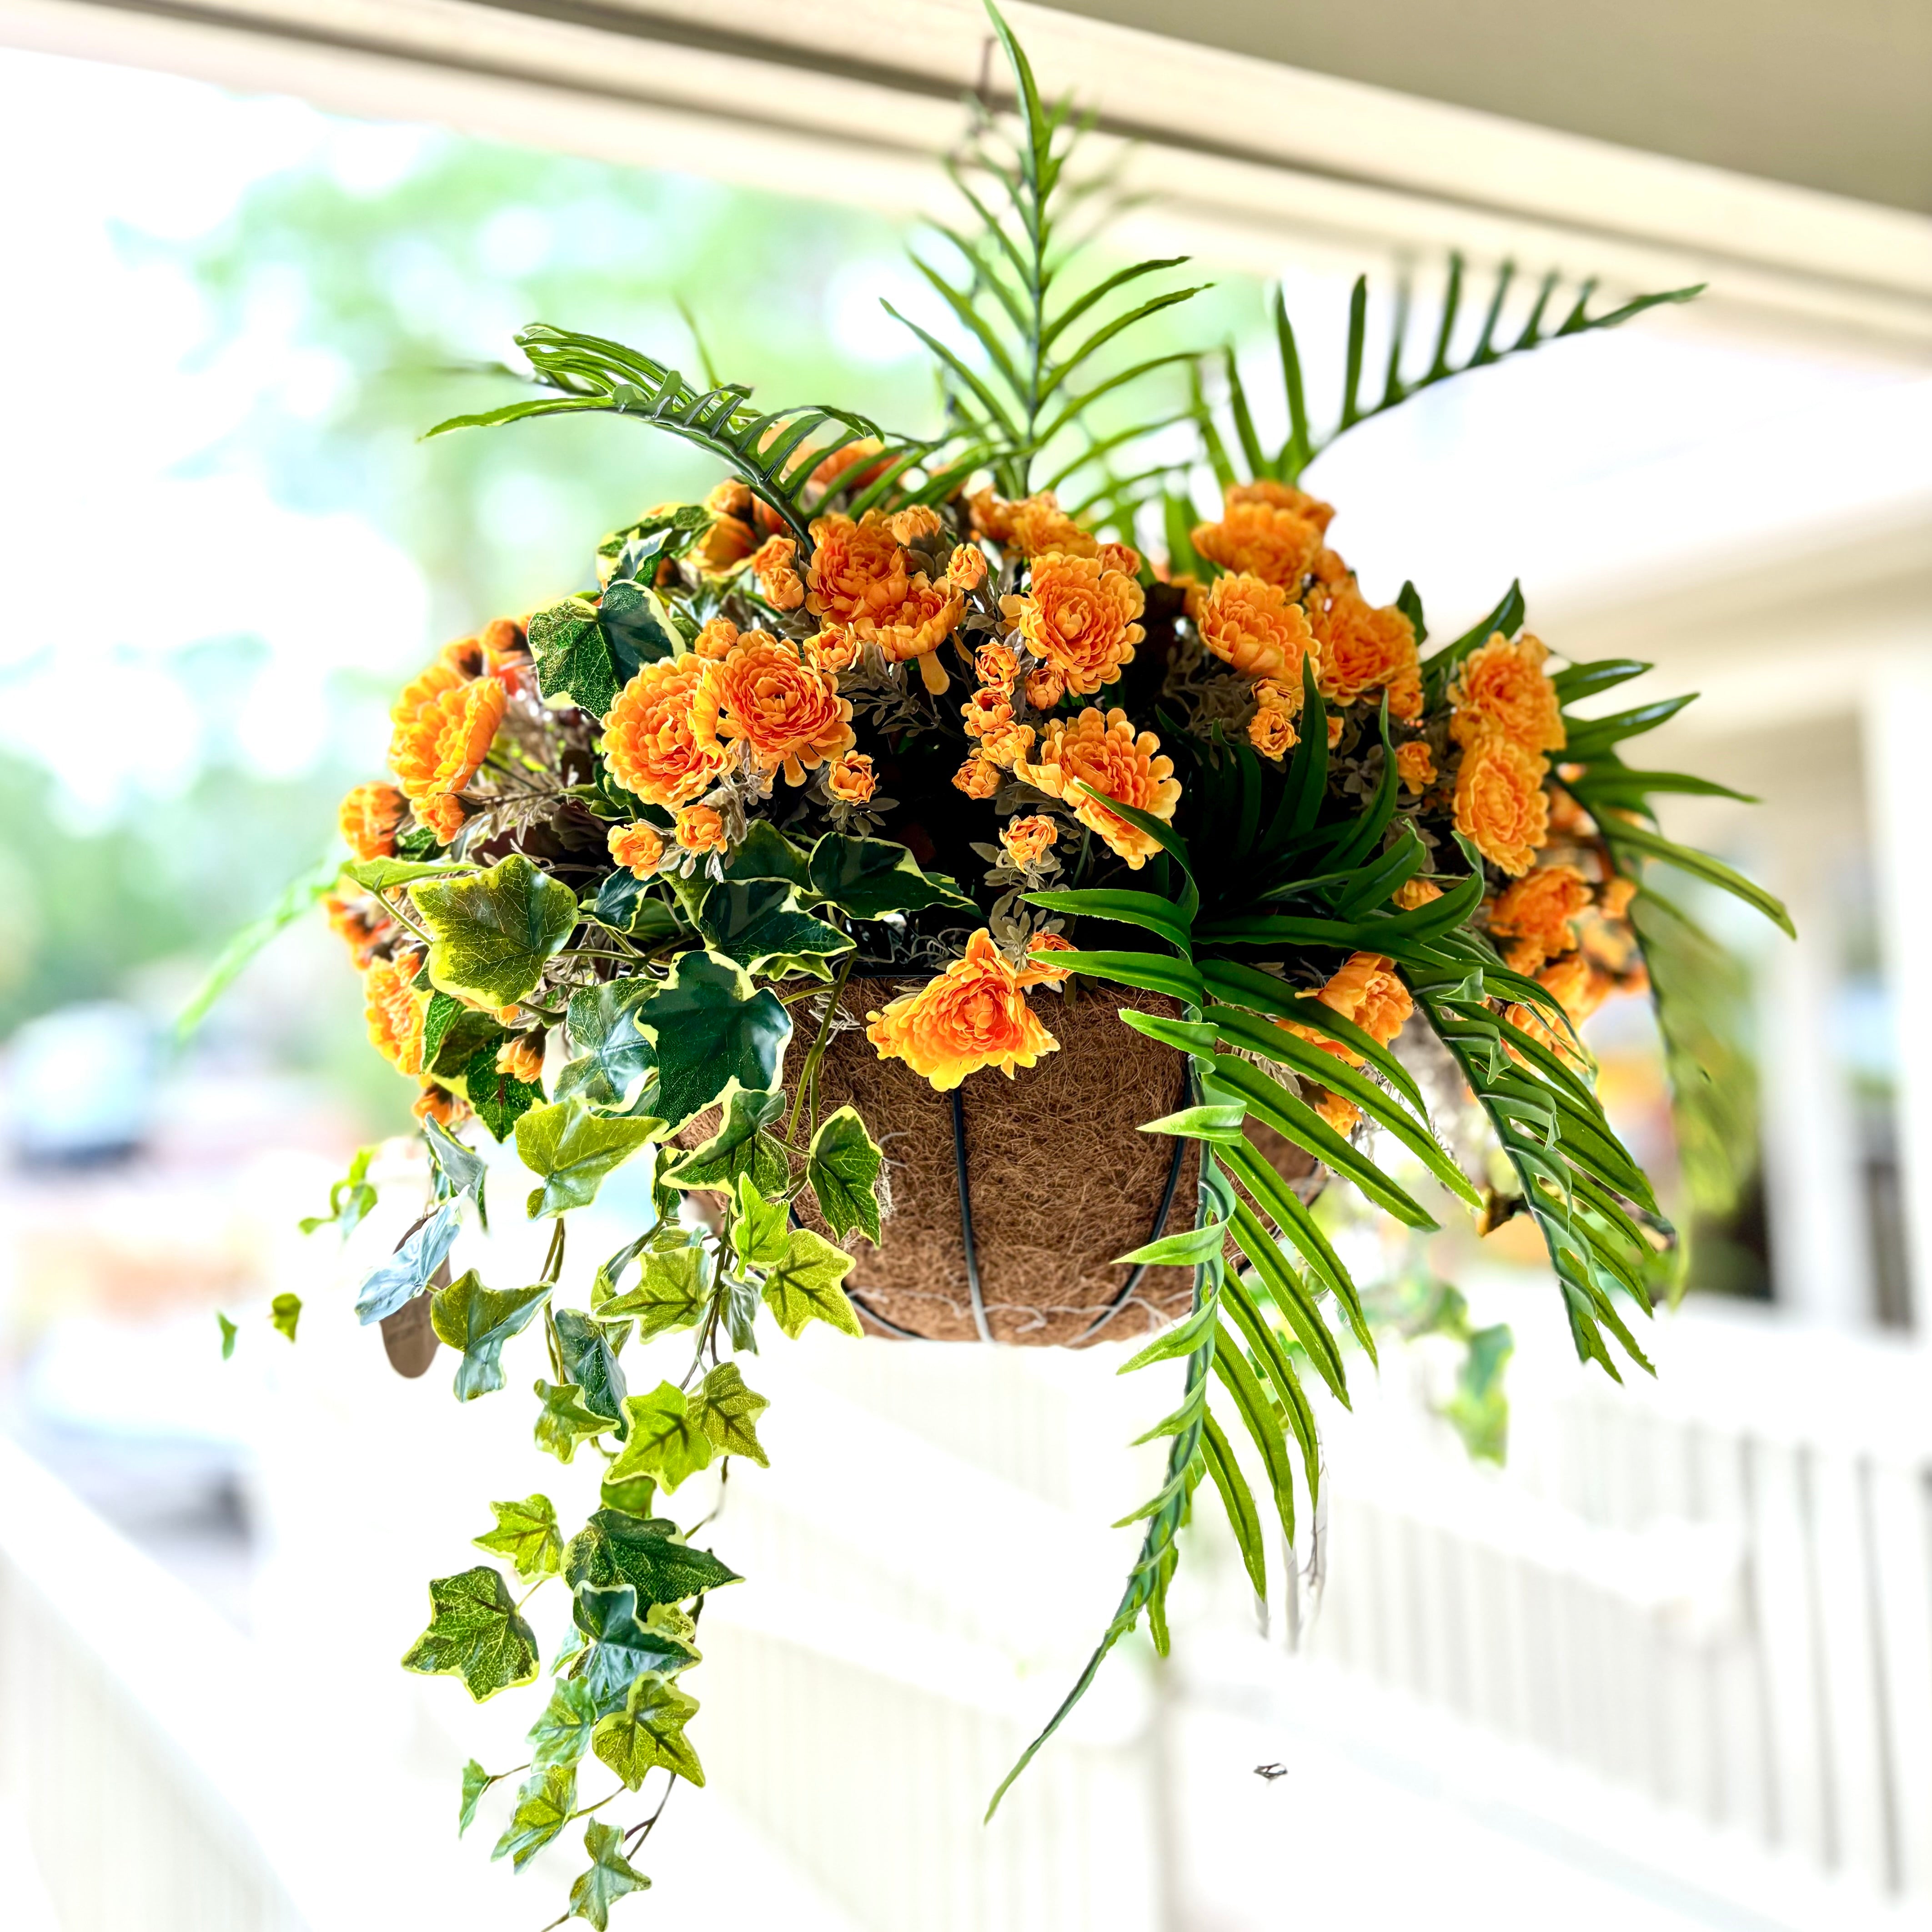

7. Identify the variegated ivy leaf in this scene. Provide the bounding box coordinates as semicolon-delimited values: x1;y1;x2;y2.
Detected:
695;877;851;980
401;1566;539;1701
492;1763;575;1871
600;1470;658;1519
662;1086;788;1197
688;1361;770;1466
631;950;792;1130
598;1242;710;1340
607;1383;714;1492
592;1671;705;1790
414;854;578;1010
526;1676;601;1772
354;1199;462;1325
761;1228;864;1339
514;1098;663;1219
569;1583;699;1706
472;1494;563;1579
430;1272;550;1401
269;1293;301;1342
552;1309;629;1430
730;1171;788;1269
570;1820;652;1930
556;979;656;1112
805;1105;884;1245
458;1759;492;1837
564;1508;739;1605
533;1379;614;1463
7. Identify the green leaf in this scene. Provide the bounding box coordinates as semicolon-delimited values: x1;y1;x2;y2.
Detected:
564;1508;740;1604
474;1495;563;1580
553;1309;629;1428
697;878;851;979
599;1242;711;1339
731;1170;790;1268
1199;1409;1267;1598
1599;815;1794;937
608;1383;715;1492
596;577;682;672
633;951;792;1130
529;588;672;721
176;855;340;1041
516;1099;663;1219
688;1361;770;1465
493;1764;575;1871
420;991;500;1081
401;1566;540;1701
805;1106;884;1245
299;1145;378;1238
431;1271;551;1400
761;1228;864;1339
661;1086;788;1196
354;1200;462;1325
216;1312;238;1360
342;856;475;893
600;1470;658;1520
569;1583;700;1704
458;1760;491;1836
556;980;657;1112
1042;948;1208;1006
1024;887;1192;953
805;833;974;919
268;1292;301;1342
461;1042;546;1142
593;1672;705;1790
1138;1104;1245;1144
719;820;812;888
534;1379;615;1462
415;854;579;1010
424;1113;490;1218
570;1820;652;1929
527;1676;601;1772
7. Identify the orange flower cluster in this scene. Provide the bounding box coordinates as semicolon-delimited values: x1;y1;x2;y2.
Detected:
1000;552;1145;697
1191;482;1332;587
749;535;805;612
1308;585;1421;720
690;625;855;786
1288;951;1414;1130
364;952;427;1076
602;658;727;809
1000;814;1059;868
1487;863;1593;974
1449;632;1565;875
1395;742;1436;793
866;928;1059;1090
675;803;728;853
1454;736;1550;878
1188;573;1315;687
1014;708;1181;869
806;510;964;693
388;654;507;807
969;489;1098;559
340;782;406;861
826;751;876;803
608;822;667;879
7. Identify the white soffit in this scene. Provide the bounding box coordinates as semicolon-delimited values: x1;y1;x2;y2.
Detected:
2;0;1929;345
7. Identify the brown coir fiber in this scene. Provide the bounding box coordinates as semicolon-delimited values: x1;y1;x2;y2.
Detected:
683;978;1314;1348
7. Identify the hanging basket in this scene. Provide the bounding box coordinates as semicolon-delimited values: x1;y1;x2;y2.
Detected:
685;979;1317;1347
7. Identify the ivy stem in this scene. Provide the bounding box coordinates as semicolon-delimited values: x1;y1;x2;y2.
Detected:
516;1580;547;1611
624;1771;680;1848
541;1217;568;1285
784;950;855;1148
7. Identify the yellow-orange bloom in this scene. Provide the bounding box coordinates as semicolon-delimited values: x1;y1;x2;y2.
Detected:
674;803;728;853
947;544;989;591
1392;878;1443;911
1320;952;1413;1047
1096;542;1142;578
689;510;758;575
1309;586;1422;719
1395;741;1436;793
975;641;1019;689
1224;481;1336;532
1014;708;1181;870
979;722;1036;770
324;893;388;958
1001;552;1144;696
706;479;752;519
602;659;727;809
608;822;667;878
1001;813;1059;868
809;439;888;494
365;953;427;1075
1599;874;1638;921
1249;708;1297;759
691;630;855;785
413;1083;469;1129
807;627;862;673
495;1034;546;1085
418;793;467;843
440;617;529;687
749;535;805;612
1449;632;1565;757
1327;715;1344;749
1488;864;1594;974
1540;951;1612;1024
826;751;877;803
1191;495;1325;587
1018;930;1077;986
953;756;1001;800
865;928;1059;1090
1188;572;1315;688
1454;735;1551;877
340;782;405;861
969;489;1098;559
1024;666;1066;711
888;505;943;546
962;686;1015;741
806;510;963;691
693;618;739;661
388;674;506;802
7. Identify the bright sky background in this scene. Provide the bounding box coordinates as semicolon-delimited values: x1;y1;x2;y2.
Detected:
1;44;1927;822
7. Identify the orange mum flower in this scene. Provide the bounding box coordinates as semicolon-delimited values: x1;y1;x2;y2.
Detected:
1450;632;1565;757
418;793;467;843
1540;951;1612;1024
1001;814;1059;868
962;686;1015;742
1455;736;1551;877
969;489;1098;559
1188;572;1315;687
706;479;752;519
975;642;1019;689
1224;481;1336;532
693;618;739;661
979;722;1036;769
413;1083;469;1129
324;893;389;958
339;782;405;861
809;439;888;494
495;1034;546;1085
1327;715;1344;749
1018;930;1077;987
1014;708;1181;870
1249;708;1297;759
749;535;805;612
1599;874;1638;921
691;630;855;785
1395;742;1436;793
365;953;427;1076
690;508;757;575
807;627;862;673
1025;666;1066;711
826;751;877;803
674;803;728;853
608;822;667;878
866;928;1059;1090
1001;552;1144;697
440;617;528;686
806;510;963;691
602;659;727;809
1392;878;1444;910
1488;864;1594;974
388;675;506;802
947;543;989;591
953;756;1001;800
1309;586;1422;719
1191;495;1325;587
1096;542;1142;578
1320;952;1413;1047
888;505;943;546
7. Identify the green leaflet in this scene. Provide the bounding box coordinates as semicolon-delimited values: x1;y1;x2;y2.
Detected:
401;1566;540;1701
422;991;501;1080
556;979;657;1112
687;1361;771;1465
731;1170;789;1269
341;856;475;893
805;1106;885;1245
600;1470;659;1521
460;1040;545;1142
761;1228;865;1339
608;1383;714;1492
298;1145;377;1238
414;855;580;1010
1599;815;1794;937
473;1494;563;1579
533;1380;615;1463
354;1199;462;1325
1199;1410;1267;1599
594;1671;705;1790
570;1821;651;1929
719;820;812;888
661;1086;788;1196
432;1272;551;1400
269;1293;301;1342
632;951;792;1129
515;1099;663;1219
216;1312;238;1360
526;1676;600;1771
569;1584;699;1706
564;1508;741;1605
1209;1318;1299;1542
492;1764;575;1871
458;1760;492;1836
598;1242;710;1339
804;833;974;919
697;878;851;979
553;1309;629;1430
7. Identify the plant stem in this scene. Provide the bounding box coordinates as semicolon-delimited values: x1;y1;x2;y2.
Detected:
784;951;855;1148
541;1217;568;1285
